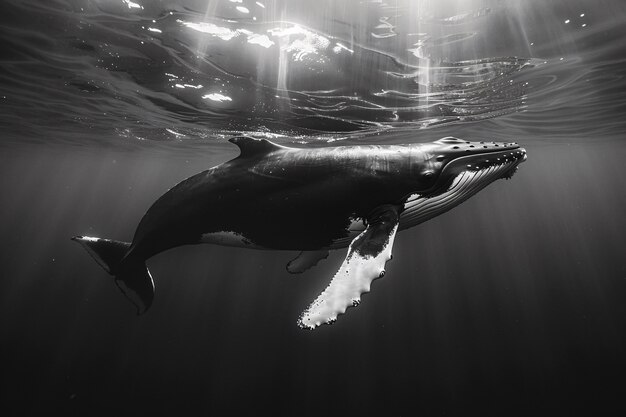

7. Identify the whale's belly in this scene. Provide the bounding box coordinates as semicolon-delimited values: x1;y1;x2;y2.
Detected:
200;217;367;251
200;230;266;249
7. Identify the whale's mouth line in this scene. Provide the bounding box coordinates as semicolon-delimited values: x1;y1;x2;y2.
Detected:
399;147;526;229
439;147;527;180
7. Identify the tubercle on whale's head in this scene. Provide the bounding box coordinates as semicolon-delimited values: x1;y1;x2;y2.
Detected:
408;137;527;191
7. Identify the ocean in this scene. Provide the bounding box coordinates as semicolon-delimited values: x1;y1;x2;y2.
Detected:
1;0;625;415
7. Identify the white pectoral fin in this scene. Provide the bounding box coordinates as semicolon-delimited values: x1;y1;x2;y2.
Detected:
286;250;330;274
298;205;400;329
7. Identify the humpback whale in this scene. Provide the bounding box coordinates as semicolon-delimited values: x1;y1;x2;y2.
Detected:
73;136;526;329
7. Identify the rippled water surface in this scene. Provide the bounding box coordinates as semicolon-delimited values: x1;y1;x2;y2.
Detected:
1;0;625;415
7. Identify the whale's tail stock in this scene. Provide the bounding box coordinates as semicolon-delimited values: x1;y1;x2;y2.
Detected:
71;236;154;314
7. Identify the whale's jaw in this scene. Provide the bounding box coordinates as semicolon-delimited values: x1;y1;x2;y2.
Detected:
400;146;526;229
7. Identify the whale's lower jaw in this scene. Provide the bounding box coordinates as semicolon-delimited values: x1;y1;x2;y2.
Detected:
399;153;525;230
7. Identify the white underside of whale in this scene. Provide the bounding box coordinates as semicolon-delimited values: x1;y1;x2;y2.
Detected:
200;231;262;248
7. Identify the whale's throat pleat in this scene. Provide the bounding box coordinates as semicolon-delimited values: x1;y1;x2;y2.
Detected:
400;164;507;229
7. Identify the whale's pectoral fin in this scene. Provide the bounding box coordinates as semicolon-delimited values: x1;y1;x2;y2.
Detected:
286;250;330;274
298;204;400;329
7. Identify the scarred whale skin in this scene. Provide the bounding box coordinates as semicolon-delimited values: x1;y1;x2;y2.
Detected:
73;136;526;328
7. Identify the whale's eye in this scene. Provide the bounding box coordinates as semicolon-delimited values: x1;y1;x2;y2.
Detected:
436;155;445;162
423;170;434;179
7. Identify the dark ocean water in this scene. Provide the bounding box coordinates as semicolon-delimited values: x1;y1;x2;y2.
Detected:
1;0;626;415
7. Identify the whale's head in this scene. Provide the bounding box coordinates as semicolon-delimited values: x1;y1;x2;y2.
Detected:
400;137;527;228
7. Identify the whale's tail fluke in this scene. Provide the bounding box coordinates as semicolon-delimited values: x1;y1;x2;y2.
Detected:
71;236;154;315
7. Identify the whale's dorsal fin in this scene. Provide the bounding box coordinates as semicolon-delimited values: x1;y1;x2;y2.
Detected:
229;136;284;158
